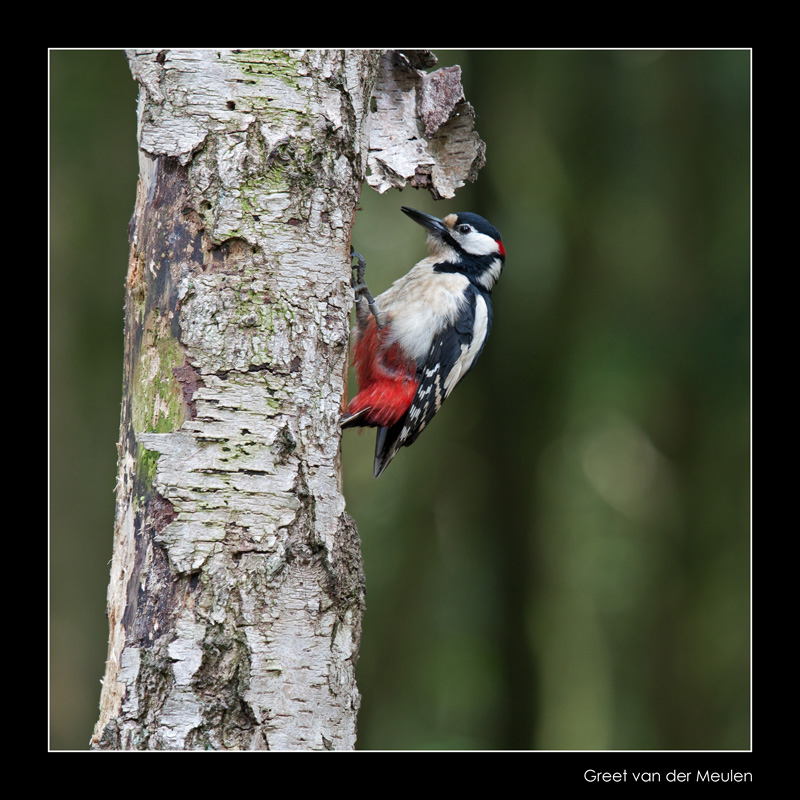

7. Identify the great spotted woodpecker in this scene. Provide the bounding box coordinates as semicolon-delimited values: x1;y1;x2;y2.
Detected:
342;206;505;477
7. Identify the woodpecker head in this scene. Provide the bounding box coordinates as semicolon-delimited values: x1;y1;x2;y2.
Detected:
401;206;505;291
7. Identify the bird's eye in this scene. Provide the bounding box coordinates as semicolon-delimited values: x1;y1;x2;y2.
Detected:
457;224;472;234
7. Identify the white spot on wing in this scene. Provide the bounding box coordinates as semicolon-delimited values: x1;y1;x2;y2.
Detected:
444;295;489;397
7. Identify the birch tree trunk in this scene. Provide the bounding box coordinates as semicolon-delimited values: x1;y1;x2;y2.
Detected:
93;48;485;751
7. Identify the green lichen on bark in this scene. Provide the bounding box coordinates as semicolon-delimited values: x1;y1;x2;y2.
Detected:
97;48;380;752
131;306;186;434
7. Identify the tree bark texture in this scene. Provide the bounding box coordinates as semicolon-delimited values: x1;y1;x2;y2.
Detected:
92;48;485;751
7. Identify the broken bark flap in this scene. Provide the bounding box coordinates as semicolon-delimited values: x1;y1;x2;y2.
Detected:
367;50;486;200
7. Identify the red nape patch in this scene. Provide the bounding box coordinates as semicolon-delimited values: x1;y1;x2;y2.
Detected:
344;319;418;428
497;240;506;257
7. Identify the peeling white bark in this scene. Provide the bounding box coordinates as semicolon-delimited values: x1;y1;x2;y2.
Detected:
94;48;485;751
367;51;486;199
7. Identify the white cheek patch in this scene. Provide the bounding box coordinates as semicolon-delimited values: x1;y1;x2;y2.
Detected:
461;231;499;256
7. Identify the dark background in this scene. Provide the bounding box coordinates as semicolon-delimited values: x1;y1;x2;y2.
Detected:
50;49;750;751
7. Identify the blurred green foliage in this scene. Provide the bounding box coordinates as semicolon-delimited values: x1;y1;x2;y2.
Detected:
50;49;750;750
50;50;139;750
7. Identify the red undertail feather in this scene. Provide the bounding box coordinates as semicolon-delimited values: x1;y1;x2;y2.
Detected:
343;318;418;428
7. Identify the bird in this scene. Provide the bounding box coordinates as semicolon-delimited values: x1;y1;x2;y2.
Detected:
341;206;505;477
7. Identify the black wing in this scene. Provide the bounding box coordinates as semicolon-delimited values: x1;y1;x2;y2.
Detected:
373;287;492;477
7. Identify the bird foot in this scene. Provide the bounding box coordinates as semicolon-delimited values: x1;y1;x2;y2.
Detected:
350;250;382;326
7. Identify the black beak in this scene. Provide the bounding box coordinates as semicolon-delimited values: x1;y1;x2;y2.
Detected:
401;207;447;236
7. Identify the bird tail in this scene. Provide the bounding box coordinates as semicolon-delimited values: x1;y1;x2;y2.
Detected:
373;419;407;478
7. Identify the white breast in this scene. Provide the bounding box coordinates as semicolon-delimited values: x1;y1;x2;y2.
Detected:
377;258;470;363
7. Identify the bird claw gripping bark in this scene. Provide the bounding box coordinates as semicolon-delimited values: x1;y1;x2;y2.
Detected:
350;249;382;327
